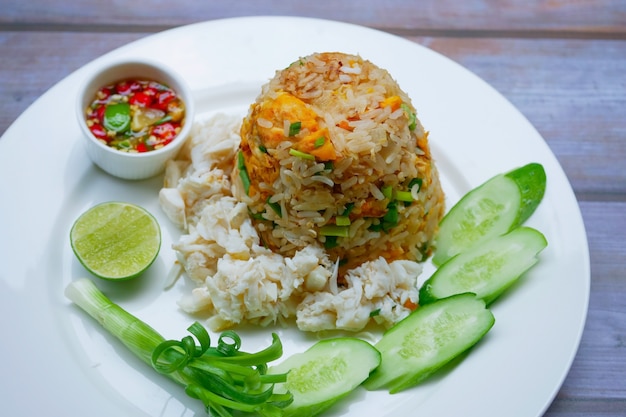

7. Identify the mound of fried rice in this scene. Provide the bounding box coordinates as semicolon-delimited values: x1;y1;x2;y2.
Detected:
159;52;445;332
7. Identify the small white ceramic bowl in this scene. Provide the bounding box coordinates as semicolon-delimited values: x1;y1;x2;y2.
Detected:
76;58;195;180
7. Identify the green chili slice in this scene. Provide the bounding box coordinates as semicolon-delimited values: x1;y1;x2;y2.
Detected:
117;139;131;149
103;103;131;133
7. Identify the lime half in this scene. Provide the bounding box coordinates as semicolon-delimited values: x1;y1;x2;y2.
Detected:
70;202;161;280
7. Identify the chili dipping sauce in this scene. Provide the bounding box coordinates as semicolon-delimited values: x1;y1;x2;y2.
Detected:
85;79;186;152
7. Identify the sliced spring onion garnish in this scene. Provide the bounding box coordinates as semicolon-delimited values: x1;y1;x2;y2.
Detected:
383;201;399;229
248;208;266;220
314;136;326;148
288;121;302;136
267;197;282;217
409;178;423;193
395;190;414;202
341;202;355;216
289;149;315;160
335;215;351;226
237;151;251;195
381;185;414;203
369;201;400;233
320;224;350;237
324;235;339;249
381;185;393;200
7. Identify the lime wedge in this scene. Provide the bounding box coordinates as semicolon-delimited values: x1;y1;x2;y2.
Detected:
70;202;161;280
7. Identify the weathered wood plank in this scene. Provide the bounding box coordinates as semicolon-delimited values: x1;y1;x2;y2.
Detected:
1;0;625;36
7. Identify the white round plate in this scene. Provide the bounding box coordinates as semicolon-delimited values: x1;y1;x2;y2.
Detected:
0;16;589;417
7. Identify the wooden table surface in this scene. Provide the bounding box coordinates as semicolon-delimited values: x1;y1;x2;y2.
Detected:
1;1;624;415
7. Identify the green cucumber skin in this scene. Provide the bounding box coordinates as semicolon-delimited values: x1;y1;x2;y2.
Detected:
364;293;495;394
421;227;548;305
433;163;546;266
505;162;547;226
270;337;381;417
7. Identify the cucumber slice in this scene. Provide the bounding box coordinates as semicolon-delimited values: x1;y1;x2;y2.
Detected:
421;227;547;305
433;163;546;266
270;337;381;417
364;293;494;393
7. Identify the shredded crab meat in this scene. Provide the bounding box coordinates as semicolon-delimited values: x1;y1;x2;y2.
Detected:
160;112;425;333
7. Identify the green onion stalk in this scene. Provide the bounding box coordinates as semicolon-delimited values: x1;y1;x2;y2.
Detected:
65;278;292;417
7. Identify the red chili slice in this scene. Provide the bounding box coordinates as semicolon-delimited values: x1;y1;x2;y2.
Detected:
129;92;153;107
154;90;175;111
136;142;148;152
96;105;106;121
89;123;109;141
96;87;112;101
144;86;159;98
128;80;142;92
151;122;179;142
115;81;132;95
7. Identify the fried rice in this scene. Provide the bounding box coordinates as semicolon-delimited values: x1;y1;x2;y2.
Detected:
159;52;445;332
